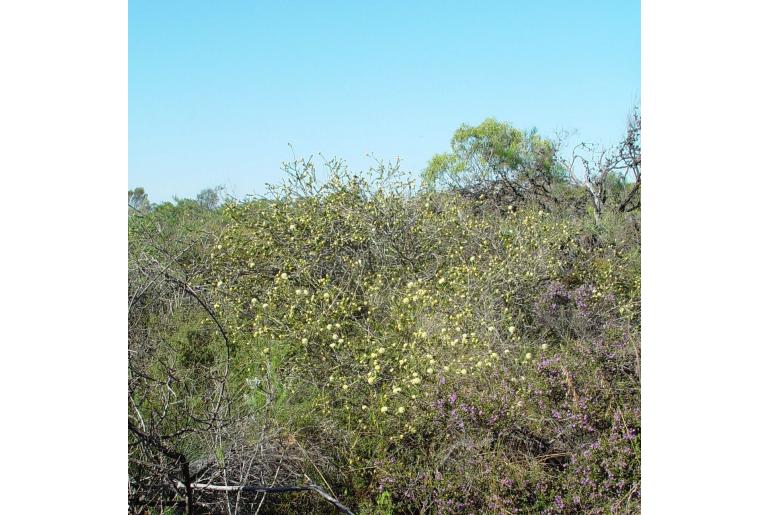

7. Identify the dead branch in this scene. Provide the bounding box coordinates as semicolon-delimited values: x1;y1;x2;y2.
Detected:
175;480;356;515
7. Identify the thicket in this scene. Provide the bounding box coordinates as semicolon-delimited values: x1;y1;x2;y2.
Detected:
129;112;640;514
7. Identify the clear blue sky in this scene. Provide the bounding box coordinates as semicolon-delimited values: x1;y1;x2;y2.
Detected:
129;1;639;202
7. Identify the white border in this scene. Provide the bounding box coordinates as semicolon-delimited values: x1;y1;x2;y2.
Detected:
0;1;127;512
644;0;770;512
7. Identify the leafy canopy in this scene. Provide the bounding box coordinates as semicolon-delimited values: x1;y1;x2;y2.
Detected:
423;118;563;194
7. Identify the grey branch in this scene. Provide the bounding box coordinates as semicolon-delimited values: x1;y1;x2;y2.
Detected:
175;480;355;514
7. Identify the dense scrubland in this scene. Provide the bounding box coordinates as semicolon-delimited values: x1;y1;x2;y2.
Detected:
129;111;640;514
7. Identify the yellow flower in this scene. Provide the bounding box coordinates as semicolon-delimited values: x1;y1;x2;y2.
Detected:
380;406;389;413
397;406;405;414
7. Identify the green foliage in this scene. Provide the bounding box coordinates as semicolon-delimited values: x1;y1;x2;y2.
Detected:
422;119;565;207
424;152;464;189
172;322;217;369
196;185;225;210
204;158;639;511
130;149;640;512
128;186;150;214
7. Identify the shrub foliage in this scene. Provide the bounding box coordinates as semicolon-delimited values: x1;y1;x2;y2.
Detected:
129;119;641;514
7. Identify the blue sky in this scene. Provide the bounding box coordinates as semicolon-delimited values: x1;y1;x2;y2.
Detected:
129;1;639;202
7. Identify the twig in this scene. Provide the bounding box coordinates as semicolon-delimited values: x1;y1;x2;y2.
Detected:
175;481;355;515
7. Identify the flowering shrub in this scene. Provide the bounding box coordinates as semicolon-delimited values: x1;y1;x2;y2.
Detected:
184;158;642;513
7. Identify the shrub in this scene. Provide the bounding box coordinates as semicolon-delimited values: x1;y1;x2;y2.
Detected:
160;157;642;512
